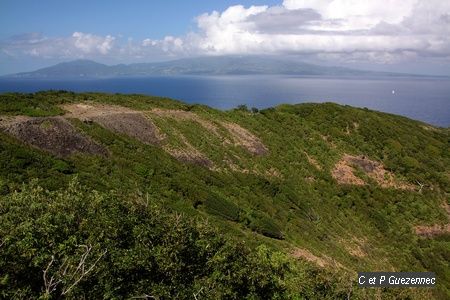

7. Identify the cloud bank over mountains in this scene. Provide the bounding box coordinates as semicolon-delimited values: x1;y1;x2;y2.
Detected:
1;0;450;65
1;32;116;58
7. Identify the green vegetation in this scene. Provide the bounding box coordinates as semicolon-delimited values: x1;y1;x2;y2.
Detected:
247;211;284;240
0;91;448;299
0;179;432;299
203;193;241;221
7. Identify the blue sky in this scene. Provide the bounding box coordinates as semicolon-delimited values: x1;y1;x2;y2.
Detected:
1;0;450;75
0;0;279;40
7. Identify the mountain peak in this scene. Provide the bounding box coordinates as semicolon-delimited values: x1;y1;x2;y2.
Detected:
59;59;107;66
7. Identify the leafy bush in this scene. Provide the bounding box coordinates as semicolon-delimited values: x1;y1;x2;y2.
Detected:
235;104;249;112
0;179;293;299
204;193;240;221
248;212;284;240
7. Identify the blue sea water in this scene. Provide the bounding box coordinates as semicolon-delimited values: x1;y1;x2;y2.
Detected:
0;75;449;127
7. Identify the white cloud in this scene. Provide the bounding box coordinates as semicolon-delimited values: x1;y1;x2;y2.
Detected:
1;32;117;59
72;32;115;55
283;0;417;29
1;1;450;65
164;0;450;63
191;5;269;54
142;36;184;54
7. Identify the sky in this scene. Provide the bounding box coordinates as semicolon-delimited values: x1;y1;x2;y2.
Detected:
1;0;450;75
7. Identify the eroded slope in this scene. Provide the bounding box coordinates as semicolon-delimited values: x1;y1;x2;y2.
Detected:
332;154;414;189
0;116;106;157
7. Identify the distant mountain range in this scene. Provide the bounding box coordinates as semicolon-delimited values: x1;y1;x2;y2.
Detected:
5;56;421;78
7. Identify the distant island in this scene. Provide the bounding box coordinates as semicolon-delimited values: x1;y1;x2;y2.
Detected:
3;56;423;79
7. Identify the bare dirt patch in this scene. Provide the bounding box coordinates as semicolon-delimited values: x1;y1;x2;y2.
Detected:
0;116;106;157
221;122;268;155
415;202;450;237
0;115;34;127
94;113;164;145
332;154;413;189
62;103;134;119
291;248;343;269
331;157;365;186
61;104;268;168
150;108;221;136
415;224;450;237
339;237;367;258
163;132;213;168
62;103;165;145
65;105;215;167
291;248;328;267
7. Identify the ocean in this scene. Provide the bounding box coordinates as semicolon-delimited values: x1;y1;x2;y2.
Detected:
0;75;449;127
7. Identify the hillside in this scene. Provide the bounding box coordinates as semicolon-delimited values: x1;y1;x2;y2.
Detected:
6;56;399;78
0;91;449;299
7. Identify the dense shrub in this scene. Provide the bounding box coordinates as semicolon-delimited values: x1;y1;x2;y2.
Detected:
0;180;292;299
204;193;240;221
248;212;284;240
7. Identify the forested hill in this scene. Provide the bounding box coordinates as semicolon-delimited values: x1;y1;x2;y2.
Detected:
6;56;401;78
0;91;449;299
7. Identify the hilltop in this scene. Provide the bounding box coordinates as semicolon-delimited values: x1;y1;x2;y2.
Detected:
0;91;449;299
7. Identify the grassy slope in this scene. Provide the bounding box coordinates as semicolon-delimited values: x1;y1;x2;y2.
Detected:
0;90;449;298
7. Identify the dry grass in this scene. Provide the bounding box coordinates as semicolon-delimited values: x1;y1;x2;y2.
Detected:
163;132;213;168
150;108;221;137
62;103;137;119
291;248;329;267
19;104;271;170
220;121;268;155
150;109;269;155
339;237;368;258
62;103;165;145
291;248;344;269
304;151;322;170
